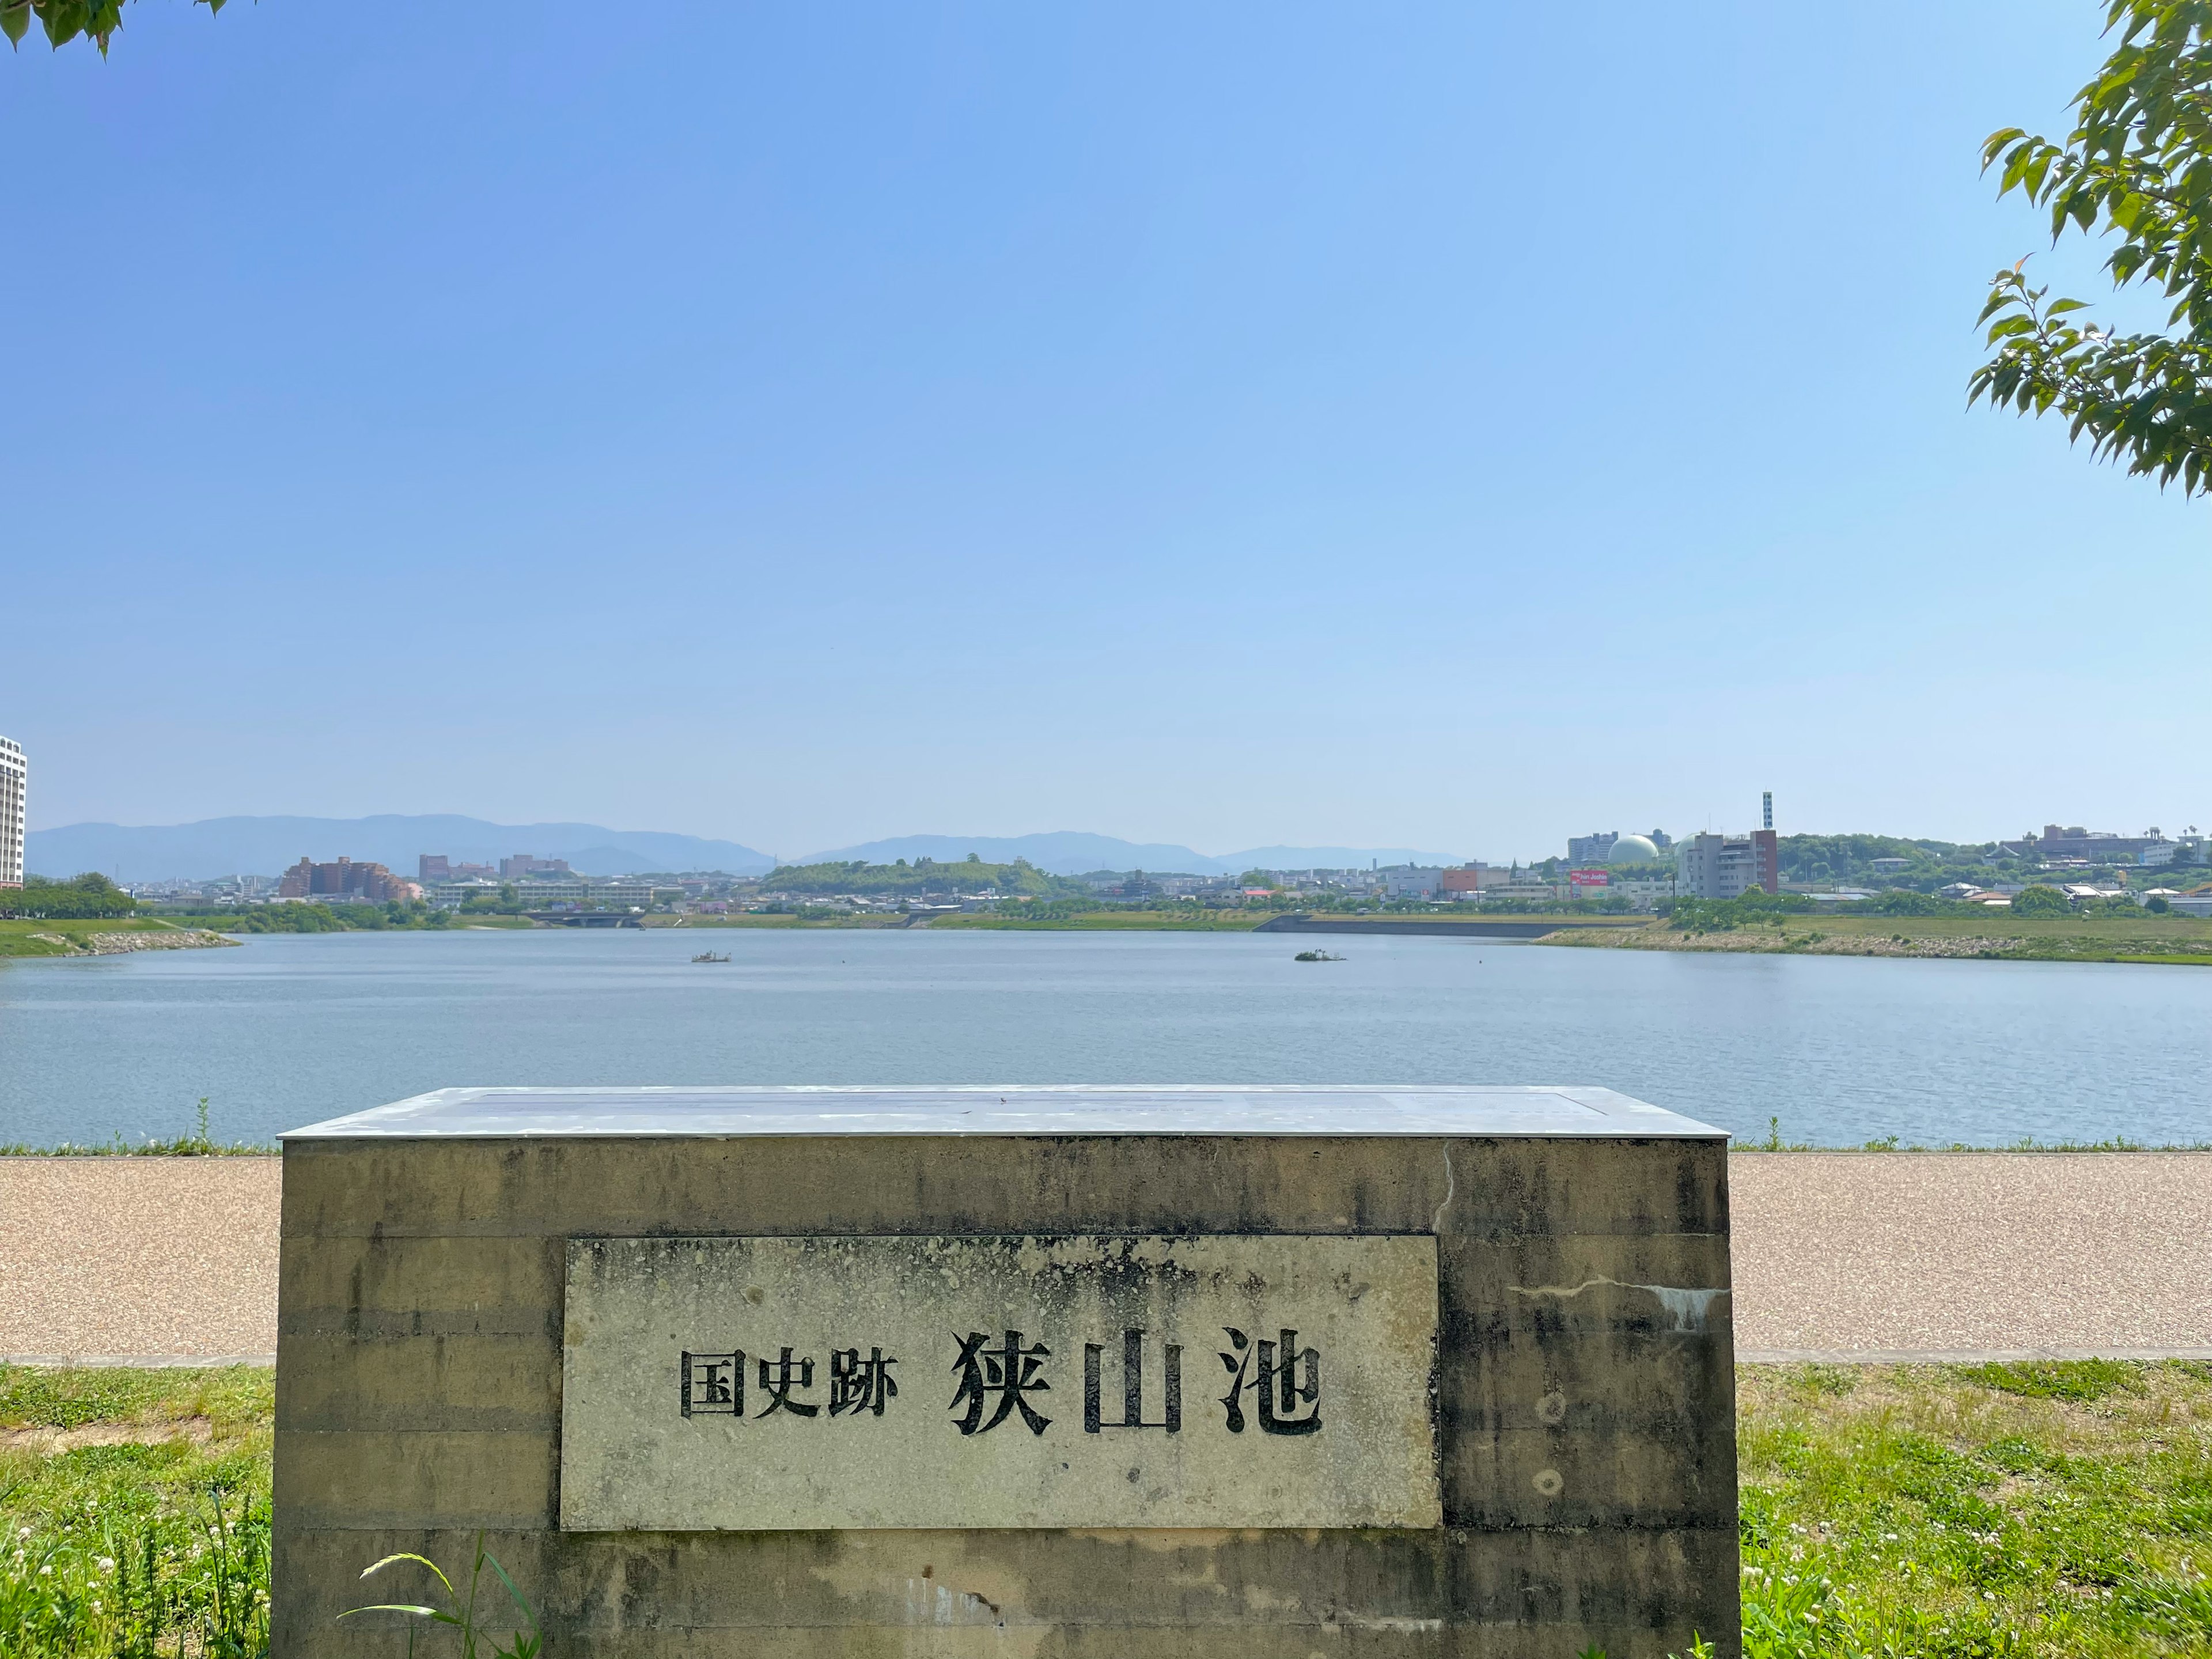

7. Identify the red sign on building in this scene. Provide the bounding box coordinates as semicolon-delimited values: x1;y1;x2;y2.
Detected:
1568;869;1610;887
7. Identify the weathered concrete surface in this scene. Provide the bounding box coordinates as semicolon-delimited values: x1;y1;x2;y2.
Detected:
274;1134;1738;1657
562;1233;1441;1531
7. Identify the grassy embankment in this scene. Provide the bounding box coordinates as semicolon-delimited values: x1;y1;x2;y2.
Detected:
0;918;226;960
1543;911;2212;965
5;1359;2207;1657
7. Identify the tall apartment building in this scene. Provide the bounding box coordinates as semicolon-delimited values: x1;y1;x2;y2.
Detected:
278;856;419;903
1566;831;1619;865
0;734;24;888
1676;832;1777;899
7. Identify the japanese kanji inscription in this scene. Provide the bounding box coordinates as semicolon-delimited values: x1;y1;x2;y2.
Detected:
559;1234;1440;1531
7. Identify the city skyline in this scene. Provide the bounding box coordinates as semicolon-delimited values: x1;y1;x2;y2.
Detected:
15;792;2201;884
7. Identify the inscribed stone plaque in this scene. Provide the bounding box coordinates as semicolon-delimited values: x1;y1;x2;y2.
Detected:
560;1234;1440;1531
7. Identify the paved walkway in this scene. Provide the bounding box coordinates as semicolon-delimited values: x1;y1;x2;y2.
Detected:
0;1158;280;1365
0;1154;2206;1366
1730;1152;2212;1360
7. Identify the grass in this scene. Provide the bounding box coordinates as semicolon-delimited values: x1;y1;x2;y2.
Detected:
0;1365;272;1657
1734;1114;2212;1153
1736;1359;2212;1657
0;918;199;960
5;1361;2208;1656
0;1099;273;1157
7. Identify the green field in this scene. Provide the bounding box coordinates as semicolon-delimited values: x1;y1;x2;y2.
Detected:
6;1359;2207;1657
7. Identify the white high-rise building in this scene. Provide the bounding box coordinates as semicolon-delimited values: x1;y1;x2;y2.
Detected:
0;734;24;888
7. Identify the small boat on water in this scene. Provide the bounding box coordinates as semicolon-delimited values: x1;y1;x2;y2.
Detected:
691;952;732;964
1293;949;1344;963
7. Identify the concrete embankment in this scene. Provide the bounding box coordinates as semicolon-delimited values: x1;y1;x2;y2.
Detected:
3;1152;2207;1366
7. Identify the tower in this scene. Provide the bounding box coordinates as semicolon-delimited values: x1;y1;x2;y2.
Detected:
0;735;24;888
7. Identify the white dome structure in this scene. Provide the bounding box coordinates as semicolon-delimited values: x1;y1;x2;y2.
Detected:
1607;834;1662;865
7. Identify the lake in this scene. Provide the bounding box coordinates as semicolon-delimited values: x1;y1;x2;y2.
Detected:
1;927;2207;1149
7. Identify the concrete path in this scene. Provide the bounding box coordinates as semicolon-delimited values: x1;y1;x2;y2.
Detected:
0;1158;280;1365
1729;1152;2212;1361
1;1153;2206;1366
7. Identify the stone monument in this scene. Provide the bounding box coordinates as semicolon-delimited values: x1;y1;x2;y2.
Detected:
274;1085;1737;1656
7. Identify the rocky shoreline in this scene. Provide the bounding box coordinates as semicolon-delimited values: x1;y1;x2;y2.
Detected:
27;928;241;957
1543;926;2025;959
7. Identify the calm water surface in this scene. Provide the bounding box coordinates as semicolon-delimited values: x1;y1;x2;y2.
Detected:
1;928;2207;1147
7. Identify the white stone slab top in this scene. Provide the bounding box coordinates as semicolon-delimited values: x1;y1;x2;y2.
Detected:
282;1085;1724;1141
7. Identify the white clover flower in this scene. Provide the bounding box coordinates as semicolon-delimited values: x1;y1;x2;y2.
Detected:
14;1528;28;1540
90;1601;101;1614
39;1565;52;1576
98;1558;115;1572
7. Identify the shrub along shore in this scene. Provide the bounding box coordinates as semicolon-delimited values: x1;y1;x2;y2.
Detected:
3;1359;2206;1658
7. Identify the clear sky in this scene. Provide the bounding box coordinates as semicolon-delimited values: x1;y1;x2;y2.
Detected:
3;1;2204;862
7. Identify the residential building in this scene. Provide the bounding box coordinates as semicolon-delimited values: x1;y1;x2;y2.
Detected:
501;854;573;879
0;733;22;888
419;855;452;881
1438;866;1493;899
1378;865;1444;899
1676;830;1778;900
277;857;419;904
1566;832;1618;865
440;879;676;909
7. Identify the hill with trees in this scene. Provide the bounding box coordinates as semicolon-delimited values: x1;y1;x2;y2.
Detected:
760;855;1085;899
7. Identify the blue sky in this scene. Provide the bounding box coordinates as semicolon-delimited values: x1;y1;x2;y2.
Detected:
3;1;2203;862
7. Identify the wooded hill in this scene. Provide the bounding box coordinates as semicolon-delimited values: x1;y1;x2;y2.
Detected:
760;856;1085;898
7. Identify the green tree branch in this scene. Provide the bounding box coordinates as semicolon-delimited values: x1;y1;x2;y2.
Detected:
3;0;226;55
1972;0;2212;492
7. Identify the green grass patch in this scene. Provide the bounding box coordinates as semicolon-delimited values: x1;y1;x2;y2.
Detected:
1954;1359;2146;1403
0;1098;272;1157
0;918;186;959
1;1367;272;1656
0;1365;273;1435
1738;1359;2212;1657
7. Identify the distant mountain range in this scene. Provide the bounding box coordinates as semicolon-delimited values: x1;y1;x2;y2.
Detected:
26;815;778;881
28;816;1466;882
